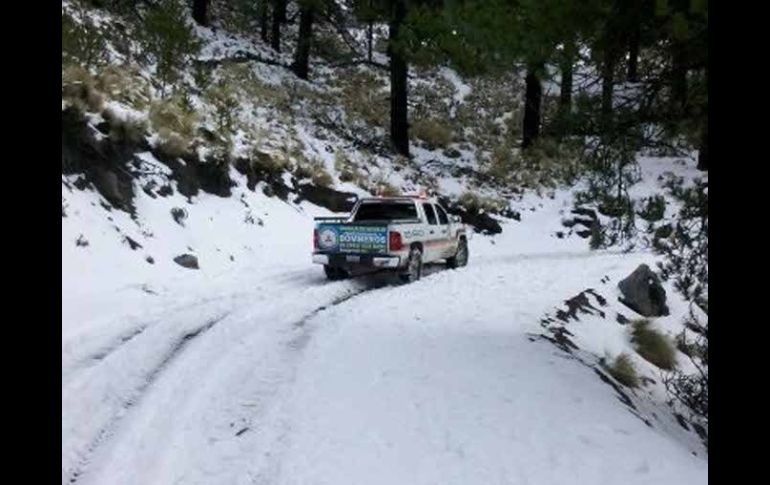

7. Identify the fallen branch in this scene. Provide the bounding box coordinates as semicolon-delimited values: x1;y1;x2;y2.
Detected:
327;58;389;71
194;51;290;69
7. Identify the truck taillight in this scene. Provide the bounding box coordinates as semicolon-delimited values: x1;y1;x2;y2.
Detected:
313;229;318;249
389;231;403;251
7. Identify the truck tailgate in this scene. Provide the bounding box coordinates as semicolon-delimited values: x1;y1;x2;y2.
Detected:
316;223;389;254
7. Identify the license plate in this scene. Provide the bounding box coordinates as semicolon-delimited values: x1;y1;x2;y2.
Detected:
346;255;360;263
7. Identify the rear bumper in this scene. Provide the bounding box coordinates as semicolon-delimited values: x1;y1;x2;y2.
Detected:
312;253;401;269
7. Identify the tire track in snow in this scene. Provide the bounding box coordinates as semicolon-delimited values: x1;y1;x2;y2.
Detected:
63;280;382;485
62;323;152;386
64;270;441;485
287;286;373;350
64;312;229;485
246;281;414;484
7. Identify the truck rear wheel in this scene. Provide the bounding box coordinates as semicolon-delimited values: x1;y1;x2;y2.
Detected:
324;265;348;281
446;238;468;269
399;248;422;283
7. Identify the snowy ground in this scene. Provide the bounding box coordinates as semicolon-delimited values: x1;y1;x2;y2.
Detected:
62;155;707;485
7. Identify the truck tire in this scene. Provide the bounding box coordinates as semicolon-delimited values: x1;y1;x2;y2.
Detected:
324;265;348;281
446;237;468;269
399;248;423;283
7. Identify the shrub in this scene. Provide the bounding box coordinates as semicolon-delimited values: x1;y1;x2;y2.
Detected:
313;29;354;62
312;169;334;187
485;142;520;183
606;353;639;388
656;178;708;304
251;148;288;175
664;309;708;435
411;117;453;149
521;138;584;186
334;150;357;182
337;69;388;127
149;97;198;158
377;183;400;196
102;107;148;144
95;64;151;110
638;195;667;222
204;80;240;133
458;192;506;214
295;157;333;187
62;65;105;113
631;319;677;370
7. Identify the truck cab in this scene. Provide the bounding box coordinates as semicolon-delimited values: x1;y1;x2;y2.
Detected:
312;195;469;282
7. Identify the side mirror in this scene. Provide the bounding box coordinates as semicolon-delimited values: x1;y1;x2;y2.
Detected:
451;215;462;223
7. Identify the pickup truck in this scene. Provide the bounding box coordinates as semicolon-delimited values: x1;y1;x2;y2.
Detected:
312;195;469;282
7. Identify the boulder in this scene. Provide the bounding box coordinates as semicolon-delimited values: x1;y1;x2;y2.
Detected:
618;264;669;317
174;254;199;270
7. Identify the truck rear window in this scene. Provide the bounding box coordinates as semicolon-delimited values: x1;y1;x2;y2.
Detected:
353;202;418;221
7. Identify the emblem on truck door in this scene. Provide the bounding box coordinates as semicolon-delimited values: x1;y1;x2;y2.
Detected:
319;228;338;249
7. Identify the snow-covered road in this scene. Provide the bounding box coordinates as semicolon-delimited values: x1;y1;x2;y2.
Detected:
63;158;708;484
62;249;707;485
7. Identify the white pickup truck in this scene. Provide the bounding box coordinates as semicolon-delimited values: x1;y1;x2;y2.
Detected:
312;195;469;282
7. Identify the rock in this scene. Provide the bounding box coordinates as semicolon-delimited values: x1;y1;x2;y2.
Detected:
174;254;199;270
500;208;521;221
94;168;125;206
554;289;606;323
73;177;89;190
146;256;155;264
443;147;462;158
654;224;673;240
171;207;187;226
294;183;358;213
618;264;669;317
436;196;502;235
158;185;174;197
142;182;158;199
62;107;140;214
124;236;142;250
571;207;597;219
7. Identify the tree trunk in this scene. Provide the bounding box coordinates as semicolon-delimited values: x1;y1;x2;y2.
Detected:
522;65;543;149
259;1;270;43
271;0;284;52
192;0;208;26
627;26;640;82
671;46;688;113
293;4;315;80
697;120;707;171
670;0;689;114
559;55;573;114
276;0;287;23
389;0;409;157
601;47;616;128
556;41;574;137
697;64;708;171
